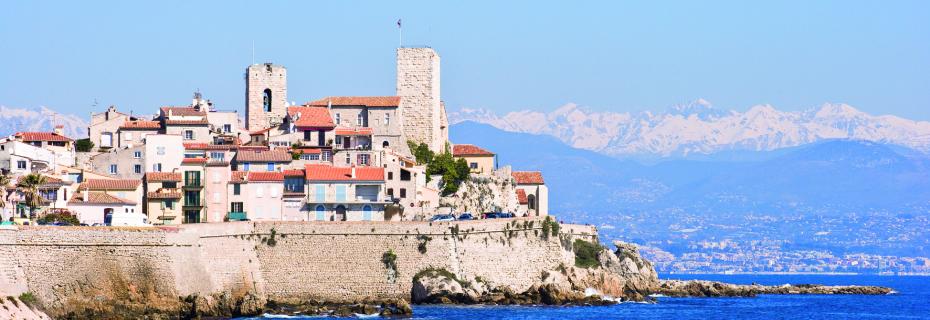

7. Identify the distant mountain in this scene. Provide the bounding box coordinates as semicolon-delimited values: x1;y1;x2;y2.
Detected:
449;101;930;158
0;106;88;138
450;121;930;215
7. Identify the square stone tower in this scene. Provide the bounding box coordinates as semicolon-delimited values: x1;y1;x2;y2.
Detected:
397;47;447;152
245;63;287;131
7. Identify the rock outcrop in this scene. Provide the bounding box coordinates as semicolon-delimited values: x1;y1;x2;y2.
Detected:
658;280;894;297
0;296;51;320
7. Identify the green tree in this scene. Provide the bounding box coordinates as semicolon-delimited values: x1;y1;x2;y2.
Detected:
0;173;11;211
17;173;47;218
75;138;94;152
408;141;434;165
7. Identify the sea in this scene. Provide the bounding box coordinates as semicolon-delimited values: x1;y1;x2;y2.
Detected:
243;274;930;319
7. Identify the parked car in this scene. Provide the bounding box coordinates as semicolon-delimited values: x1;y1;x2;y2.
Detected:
483;212;515;219
429;214;456;222
458;213;475;220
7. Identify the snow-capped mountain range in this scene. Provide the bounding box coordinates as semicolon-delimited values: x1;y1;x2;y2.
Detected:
0;106;88;139
448;100;930;157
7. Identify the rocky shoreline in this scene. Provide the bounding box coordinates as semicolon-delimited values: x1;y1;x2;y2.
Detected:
657;279;894;297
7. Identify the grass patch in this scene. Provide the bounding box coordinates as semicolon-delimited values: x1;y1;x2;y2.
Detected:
17;292;37;307
573;239;605;269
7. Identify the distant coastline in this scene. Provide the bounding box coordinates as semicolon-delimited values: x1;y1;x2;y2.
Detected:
664;271;930;276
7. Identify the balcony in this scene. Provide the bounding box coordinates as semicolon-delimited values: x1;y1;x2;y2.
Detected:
183;179;203;189
227;211;247;221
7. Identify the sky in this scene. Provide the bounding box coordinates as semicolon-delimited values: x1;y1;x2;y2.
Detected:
1;1;929;119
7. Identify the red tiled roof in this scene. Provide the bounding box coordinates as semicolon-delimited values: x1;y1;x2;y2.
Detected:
516;189;528;205
160;106;206;117
236;149;292;162
230;171;248;184
80;179;141;190
283;169;305;177
182;157;208;165
15;175;68;187
69;192;137;205
287;106;335;128
165;119;209;125
304;164;384;182
248;171;284;182
146;189;182;199
15;132;72;142
512;171;545;185
453;144;494;156
334;127;373;136
306;96;400;107
145;172;181;182
120;120;161;130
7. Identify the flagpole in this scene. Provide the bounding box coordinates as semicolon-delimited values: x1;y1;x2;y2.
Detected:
397;19;403;48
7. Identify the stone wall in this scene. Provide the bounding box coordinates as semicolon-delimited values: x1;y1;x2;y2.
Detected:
0;218;597;315
397;48;445;152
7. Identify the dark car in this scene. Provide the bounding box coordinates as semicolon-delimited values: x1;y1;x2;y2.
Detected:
458;213;475;220
483;212;514;219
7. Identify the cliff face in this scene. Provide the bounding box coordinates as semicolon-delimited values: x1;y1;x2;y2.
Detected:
439;167;525;215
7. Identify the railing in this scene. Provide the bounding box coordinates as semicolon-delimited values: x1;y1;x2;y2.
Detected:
227;211;247;221
183;178;203;188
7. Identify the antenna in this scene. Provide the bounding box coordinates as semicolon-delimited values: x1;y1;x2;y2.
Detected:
251;40;255;65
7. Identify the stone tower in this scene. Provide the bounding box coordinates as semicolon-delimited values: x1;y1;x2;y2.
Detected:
245;63;287;131
397;47;447;152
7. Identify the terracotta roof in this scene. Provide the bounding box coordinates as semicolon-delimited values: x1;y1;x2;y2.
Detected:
15;132;72;142
236;149;292;162
230;171;248;184
334;127;373;136
453;144;494;156
283;169;305;177
248;172;284;182
146;189;182;199
287;106;335;128
15;175;68;187
165;119;209;125
305;164;384;182
145;172;181;182
68;192;137;205
512;171;545;185
160;106;206;117
182;157;208;165
120;120;161;130
516;189;528;205
80;179;141;190
306;96;400;107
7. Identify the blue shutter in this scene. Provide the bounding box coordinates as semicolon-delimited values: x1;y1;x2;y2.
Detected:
315;185;325;202
335;185;346;202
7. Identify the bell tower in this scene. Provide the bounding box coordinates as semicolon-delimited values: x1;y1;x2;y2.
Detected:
245;63;287;131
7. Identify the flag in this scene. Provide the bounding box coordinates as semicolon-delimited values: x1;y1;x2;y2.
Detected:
397;19;402;28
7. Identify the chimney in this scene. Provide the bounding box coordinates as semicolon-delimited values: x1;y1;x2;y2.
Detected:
82;187;88;202
351;166;356;179
327;100;332;110
53;125;64;136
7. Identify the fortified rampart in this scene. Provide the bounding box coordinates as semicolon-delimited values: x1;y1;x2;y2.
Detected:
0;218;597;315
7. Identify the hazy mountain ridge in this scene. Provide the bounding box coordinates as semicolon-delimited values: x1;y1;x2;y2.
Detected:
0;106;88;138
449;100;930;157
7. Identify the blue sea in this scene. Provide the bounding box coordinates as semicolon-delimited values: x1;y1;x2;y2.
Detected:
248;274;930;319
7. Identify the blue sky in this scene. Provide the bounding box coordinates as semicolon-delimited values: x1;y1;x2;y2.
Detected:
1;1;928;119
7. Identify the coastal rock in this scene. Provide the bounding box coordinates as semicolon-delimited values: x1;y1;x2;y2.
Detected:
657;280;894;297
0;296;51;320
411;269;469;304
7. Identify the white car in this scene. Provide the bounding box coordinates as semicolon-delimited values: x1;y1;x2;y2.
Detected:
429;214;456;222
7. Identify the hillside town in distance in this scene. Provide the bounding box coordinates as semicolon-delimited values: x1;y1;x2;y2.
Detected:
0;47;549;226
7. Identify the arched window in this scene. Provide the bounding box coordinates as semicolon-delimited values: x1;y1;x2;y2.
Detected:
382;141;390;148
363;205;372;221
527;194;537;211
315;205;325;221
263;89;272;112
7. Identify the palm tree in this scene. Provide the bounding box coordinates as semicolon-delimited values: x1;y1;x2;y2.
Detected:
16;173;46;219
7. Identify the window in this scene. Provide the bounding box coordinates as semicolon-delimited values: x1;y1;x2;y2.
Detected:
387;172;393;180
263;89;272;112
357;114;363;126
301;153;320;161
335;113;341;125
335;185;346;201
243;163;250;171
528;194;537;210
321;150;332;162
400;188;407;199
16;161;26;170
134;164;142;174
164;200;175;210
387;188;394;197
184;130;194;140
153;163;162;172
400;169;411;181
133;151;142;159
223;124;232;133
109;164;118;174
358;154;370;166
231;202;244;213
157;146;166;155
101;132;113;148
470;162;478;169
303;130;313;141
315;205;325;221
163;181;177;189
233;183;241;195
124;132;133;141
345;154;351;165
382;141;390;148
385;113;390;126
267;162;274;171
335;136;342;145
315;185;325;202
210;152;224;160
